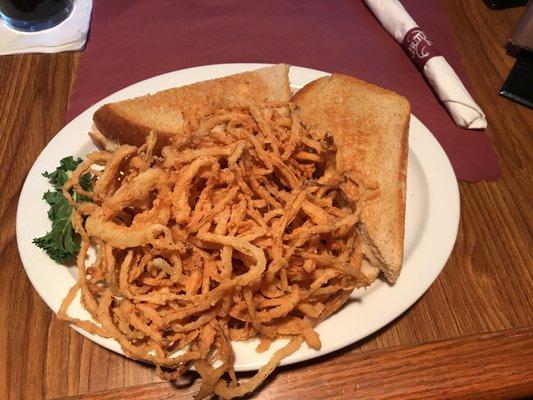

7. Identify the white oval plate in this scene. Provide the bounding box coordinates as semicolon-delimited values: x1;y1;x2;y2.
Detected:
17;64;459;371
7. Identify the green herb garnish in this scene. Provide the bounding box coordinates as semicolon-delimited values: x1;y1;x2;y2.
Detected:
33;156;91;263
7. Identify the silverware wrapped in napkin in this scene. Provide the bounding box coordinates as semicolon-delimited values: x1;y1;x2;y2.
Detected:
364;0;487;129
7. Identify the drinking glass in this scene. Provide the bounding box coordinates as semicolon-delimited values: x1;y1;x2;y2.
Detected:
0;0;74;32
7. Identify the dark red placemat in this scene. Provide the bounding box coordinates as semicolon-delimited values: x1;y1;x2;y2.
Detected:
66;0;501;181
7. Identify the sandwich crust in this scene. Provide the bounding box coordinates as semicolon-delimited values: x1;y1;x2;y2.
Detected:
292;74;410;282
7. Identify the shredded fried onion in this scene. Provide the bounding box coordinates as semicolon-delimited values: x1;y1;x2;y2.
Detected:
60;102;375;399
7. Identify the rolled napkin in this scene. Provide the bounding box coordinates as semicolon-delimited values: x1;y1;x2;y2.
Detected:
364;0;487;129
0;0;93;56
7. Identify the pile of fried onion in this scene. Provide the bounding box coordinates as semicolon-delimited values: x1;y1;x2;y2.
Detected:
59;101;376;399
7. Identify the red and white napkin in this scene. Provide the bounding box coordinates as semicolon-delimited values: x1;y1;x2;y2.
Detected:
364;0;487;129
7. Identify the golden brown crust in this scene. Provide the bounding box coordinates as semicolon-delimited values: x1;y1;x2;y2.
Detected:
93;106;175;152
291;76;329;101
391;106;410;281
292;73;410;282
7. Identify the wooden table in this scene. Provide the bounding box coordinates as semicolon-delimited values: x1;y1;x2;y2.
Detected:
1;1;532;399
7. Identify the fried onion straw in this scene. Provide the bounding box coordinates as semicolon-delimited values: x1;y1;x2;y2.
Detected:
60;102;375;399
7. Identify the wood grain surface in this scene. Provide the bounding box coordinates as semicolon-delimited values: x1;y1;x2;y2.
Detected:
54;326;533;400
0;1;532;399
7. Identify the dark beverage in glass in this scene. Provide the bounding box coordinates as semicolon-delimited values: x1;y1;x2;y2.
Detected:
0;0;73;32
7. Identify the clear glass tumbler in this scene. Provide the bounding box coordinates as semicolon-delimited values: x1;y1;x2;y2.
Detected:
0;0;74;32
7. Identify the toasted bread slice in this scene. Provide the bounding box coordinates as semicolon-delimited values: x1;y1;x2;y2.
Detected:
291;74;410;282
91;64;291;150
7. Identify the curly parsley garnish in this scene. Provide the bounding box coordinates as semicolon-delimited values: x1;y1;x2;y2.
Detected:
33;156;91;263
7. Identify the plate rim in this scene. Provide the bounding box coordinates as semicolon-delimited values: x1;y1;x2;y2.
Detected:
16;63;460;371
